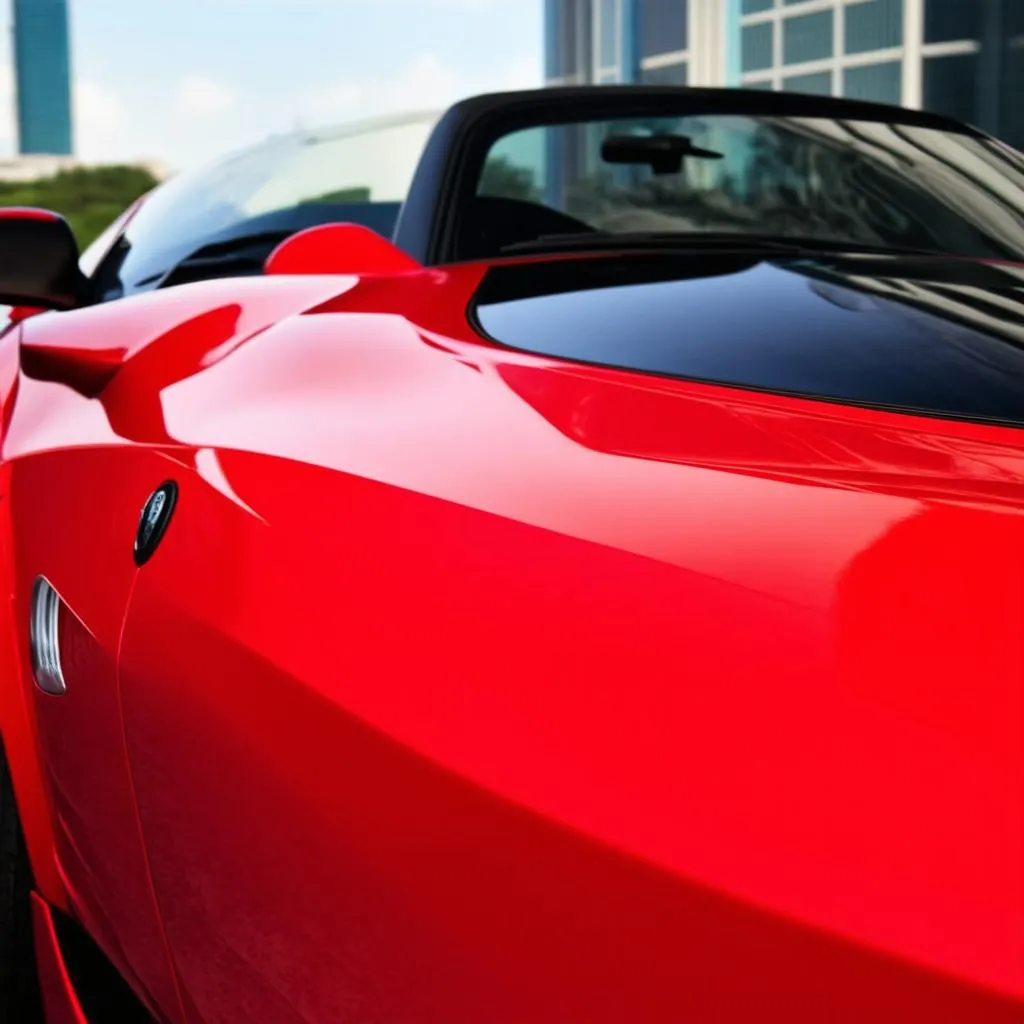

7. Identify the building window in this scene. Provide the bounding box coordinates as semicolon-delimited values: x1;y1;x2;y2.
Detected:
740;0;911;106
639;0;688;59
924;0;981;45
843;60;902;104
924;52;978;125
742;22;774;71
782;71;832;95
742;0;773;12
782;10;834;66
640;61;688;85
844;0;902;55
746;79;774;90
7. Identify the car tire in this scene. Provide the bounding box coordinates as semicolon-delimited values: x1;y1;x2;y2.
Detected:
0;740;43;1023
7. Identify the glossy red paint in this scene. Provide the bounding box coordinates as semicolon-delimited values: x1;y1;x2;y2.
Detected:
265;222;422;276
30;894;89;1024
18;275;360;399
0;274;363;1023
1;259;1021;1023
8;305;48;324
10;446;186;1020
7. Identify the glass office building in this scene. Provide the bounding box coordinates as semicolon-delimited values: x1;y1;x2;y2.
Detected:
545;0;1024;149
12;0;74;155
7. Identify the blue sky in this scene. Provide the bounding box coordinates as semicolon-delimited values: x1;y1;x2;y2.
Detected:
0;0;542;170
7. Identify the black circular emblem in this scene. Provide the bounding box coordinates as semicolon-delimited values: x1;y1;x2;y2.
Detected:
134;481;178;566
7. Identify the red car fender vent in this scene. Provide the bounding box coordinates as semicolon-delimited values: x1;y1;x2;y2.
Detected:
29;577;66;696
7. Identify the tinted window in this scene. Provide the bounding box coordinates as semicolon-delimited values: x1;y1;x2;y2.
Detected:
782;10;834;65
473;254;1024;426
924;0;980;44
639;0;688;59
741;23;774;72
923;53;978;126
782;71;832;95
472;113;1024;260
842;61;901;104
94;113;437;298
844;0;902;54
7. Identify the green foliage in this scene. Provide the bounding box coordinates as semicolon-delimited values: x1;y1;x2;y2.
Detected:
0;164;161;250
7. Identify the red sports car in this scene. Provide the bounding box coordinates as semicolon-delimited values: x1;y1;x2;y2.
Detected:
0;86;1021;1023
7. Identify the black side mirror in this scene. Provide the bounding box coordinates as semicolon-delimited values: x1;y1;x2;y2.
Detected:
0;208;88;311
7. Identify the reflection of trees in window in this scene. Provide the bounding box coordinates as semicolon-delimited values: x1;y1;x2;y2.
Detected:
745;123;925;242
478;156;541;203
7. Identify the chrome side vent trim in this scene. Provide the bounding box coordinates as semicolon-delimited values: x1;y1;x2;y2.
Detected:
30;576;66;695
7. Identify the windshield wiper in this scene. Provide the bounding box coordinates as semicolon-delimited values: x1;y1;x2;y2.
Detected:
500;231;951;259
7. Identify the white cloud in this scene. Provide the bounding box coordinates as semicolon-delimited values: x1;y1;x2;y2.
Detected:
298;50;542;126
495;53;544;92
300;54;461;122
0;49;539;172
73;79;128;162
174;74;236;117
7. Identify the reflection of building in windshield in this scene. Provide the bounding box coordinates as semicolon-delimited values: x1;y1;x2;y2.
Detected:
493;112;1024;257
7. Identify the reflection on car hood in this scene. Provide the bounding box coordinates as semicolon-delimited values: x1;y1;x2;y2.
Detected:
472;252;1024;427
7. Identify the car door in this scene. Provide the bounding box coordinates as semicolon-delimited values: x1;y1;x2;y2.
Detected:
110;308;519;1024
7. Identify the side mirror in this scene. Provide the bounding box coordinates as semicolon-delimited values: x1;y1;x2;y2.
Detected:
264;222;420;277
0;208;88;311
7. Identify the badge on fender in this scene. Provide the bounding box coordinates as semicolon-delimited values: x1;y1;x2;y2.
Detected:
134;481;178;566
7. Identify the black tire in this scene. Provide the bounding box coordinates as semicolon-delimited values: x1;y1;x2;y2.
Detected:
0;739;44;1023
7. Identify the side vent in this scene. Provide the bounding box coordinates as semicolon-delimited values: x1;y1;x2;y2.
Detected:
29;577;66;695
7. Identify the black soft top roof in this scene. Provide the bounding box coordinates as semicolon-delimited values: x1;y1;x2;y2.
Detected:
392;84;991;266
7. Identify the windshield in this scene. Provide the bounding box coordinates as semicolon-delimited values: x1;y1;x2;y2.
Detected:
473;114;1024;261
102;111;438;296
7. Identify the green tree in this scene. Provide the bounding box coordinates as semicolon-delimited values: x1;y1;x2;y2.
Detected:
0;164;160;250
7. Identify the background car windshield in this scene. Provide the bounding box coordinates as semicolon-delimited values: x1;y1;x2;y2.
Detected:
477;114;1024;259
